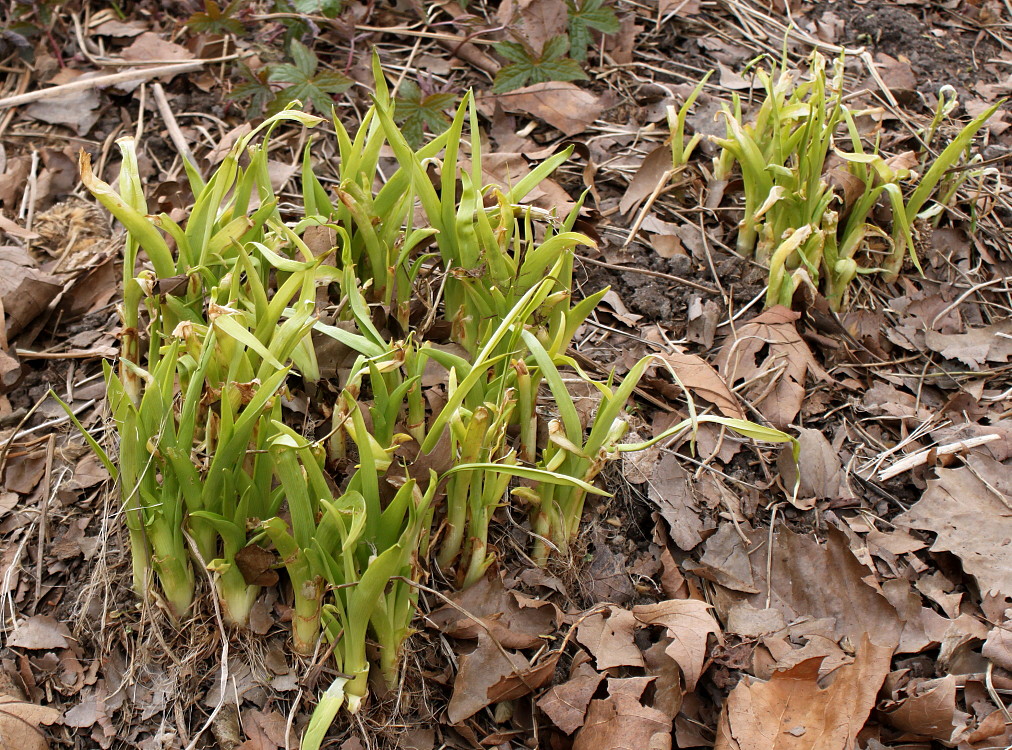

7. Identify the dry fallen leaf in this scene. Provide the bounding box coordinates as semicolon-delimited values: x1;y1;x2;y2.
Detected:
714;306;825;428
24;84;102;135
242;708;292;749
725;603;787;639
0;158;31;210
966;709;1012;747
880;579;951;655
497;0;569;53
776;428;854;508
234;544;280;587
473;153;573;212
0;247;64;339
604;14;639;64
493;82;603;137
659;0;701;17
68;454;111;492
871;54;917;103
761;632;850;679
982;618;1012;672
646;455;714;552
538;660;605;734
7;616;73;650
895;455;1012;599
576;606;644;670
445;633;531;724
4;450;47;494
487;651;559;704
121;31;195;62
697;525;902;650
583;530;636;604
644;351;745;419
686;297;720;349
715;636;893;750
0;300;20;394
756;526;901;648
619;146;672;216
643;638;683;719
866;526;926;556
91;18;147;36
924;320;1012;370
0;215;39;240
880;674;970;744
685;522;759;594
0;692;62;750
633;599;721;691
717;61;762;91
572;677;672;750
428;571;559;648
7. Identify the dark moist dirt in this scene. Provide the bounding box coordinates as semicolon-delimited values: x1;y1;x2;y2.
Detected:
823;0;1003;95
576;244;760;327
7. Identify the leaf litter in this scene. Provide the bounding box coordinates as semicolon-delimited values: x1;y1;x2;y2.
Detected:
1;0;1012;748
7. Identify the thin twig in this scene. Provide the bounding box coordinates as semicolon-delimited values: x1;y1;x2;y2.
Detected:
35;434;56;604
877;434;1001;481
15;348;115;360
152;83;202;178
0;61;229;109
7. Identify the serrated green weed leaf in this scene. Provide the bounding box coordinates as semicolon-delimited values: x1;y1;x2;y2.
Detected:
394;80;455;147
566;0;620;61
492;35;589;93
267;41;353;114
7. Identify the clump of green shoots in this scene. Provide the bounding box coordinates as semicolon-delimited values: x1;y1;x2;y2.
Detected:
71;56;800;750
707;50;1000;310
361;84;796;585
71;109;326;624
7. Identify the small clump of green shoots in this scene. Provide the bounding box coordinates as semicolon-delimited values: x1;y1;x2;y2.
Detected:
708;50;1000;310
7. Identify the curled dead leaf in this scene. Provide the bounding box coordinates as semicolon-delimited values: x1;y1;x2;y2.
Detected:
0;247;64;340
445;634;530;724
632;599;722;691
572;677;672;750
235;544;280;587
644;351;745;419
0;693;62;750
428;571;560;649
715;306;826;429
776;427;855;508
880;674;970;744
715;636;893;750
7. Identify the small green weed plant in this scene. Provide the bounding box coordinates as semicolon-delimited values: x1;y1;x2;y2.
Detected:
492;0;619;92
230;39;353;116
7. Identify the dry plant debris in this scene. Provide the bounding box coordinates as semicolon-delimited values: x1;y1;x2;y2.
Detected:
0;0;1012;749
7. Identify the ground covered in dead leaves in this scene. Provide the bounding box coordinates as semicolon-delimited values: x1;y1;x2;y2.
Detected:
1;1;1012;749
